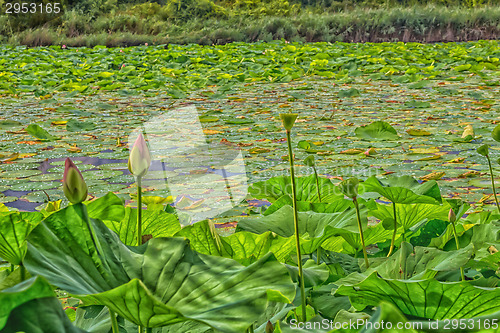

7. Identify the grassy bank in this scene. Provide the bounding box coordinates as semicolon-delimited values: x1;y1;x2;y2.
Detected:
2;4;499;47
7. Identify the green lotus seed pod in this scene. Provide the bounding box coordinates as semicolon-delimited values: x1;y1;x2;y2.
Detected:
63;158;88;204
339;178;359;198
448;208;456;223
492;124;500;142
304;155;315;167
279;113;298;131
477;144;489;157
265;321;274;333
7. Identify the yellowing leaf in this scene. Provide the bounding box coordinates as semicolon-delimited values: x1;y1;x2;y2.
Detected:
420;171;445;181
340;149;363;155
447;157;465;163
67;147;82;153
203;129;223;135
406;129;431;136
416;153;446;161
51;120;68;125
250;147;271;154
410;147;440;154
461;125;474;138
458;170;482;178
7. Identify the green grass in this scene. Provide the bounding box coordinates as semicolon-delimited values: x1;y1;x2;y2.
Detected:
1;4;499;47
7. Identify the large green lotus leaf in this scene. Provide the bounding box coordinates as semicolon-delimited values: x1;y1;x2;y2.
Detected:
25;204;128;294
24;205;295;331
86;192;125;222
0;211;42;265
78;238;295;330
222;231;295;264
239;205;361;238
264;194;353;216
0;267;31;292
248;175;343;203
408;218;449;247
0;276;55;330
354;121;399;141
335;222;393;254
1;297;85;333
239;205;365;253
177;220;295;263
104;207;180;246
369;202;449;231
363;175;442;204
335;272;500;319
359;242;474;281
365;301;419;333
309;284;351;320
26;124;60;141
285;260;329;288
74;305;112;333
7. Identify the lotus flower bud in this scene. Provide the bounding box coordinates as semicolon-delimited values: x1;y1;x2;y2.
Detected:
304;155;315;167
279;113;298;131
339;178;359;199
477;144;489;157
493;124;500;143
63;158;88;204
448;208;456;223
128;133;151;178
265;321;274;333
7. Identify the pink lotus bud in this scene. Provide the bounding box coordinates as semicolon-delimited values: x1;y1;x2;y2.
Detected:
145;43;148;46
128;133;151;178
62;45;66;49
449;208;456;223
63;158;88;204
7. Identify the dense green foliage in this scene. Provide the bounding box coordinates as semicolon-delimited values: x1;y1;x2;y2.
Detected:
0;37;499;331
0;0;498;46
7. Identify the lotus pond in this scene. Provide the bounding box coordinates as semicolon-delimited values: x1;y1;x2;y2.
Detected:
0;40;500;332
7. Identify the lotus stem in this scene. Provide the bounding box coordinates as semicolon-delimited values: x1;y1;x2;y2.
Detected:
137;176;143;246
486;155;500;213
138;326;144;333
19;263;26;281
248;325;255;333
82;204;106;262
312;165;321;203
313;165;322;264
109;308;119;333
353;197;369;268
450;220;465;282
286;129;307;322
387;202;397;257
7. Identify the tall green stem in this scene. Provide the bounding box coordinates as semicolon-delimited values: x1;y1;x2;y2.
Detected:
286;130;307;322
353;197;369;268
137;176;143;246
81;204;109;270
450;220;465;281
19;263;26;281
486;155;500;213
313;165;322;264
387;202;397;257
109;308;119;333
313;166;321;203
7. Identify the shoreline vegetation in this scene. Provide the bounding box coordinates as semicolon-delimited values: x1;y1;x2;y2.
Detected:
0;0;498;47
